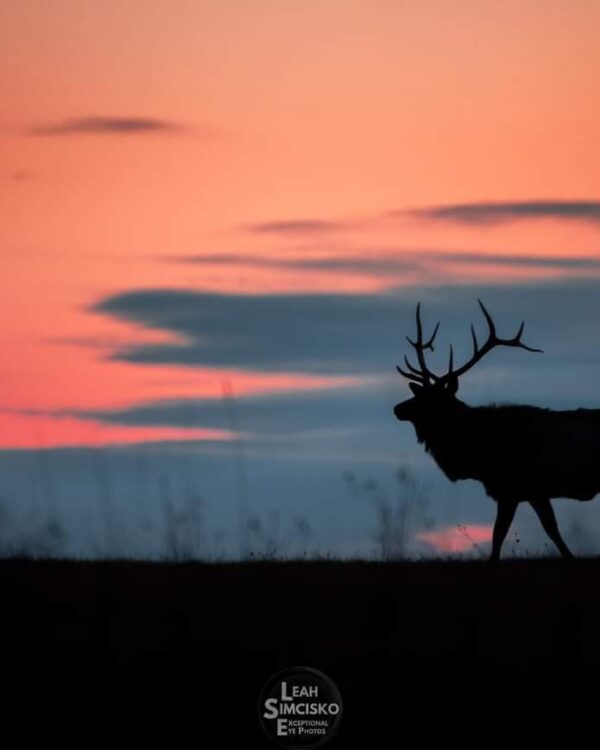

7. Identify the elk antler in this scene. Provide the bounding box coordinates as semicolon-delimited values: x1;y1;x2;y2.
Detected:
437;299;543;384
397;300;542;388
396;302;441;385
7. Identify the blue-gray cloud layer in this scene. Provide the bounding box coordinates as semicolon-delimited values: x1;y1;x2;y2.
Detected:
90;280;600;377
29;116;183;136
91;288;409;372
400;200;600;226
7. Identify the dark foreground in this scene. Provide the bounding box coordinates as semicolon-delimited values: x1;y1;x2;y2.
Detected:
1;557;598;744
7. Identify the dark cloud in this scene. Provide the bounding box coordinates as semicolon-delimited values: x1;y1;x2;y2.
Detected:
245;220;343;235
90;280;600;385
174;252;418;274
174;250;600;275
398;201;600;226
448;253;600;269
29;116;184;136
401;251;600;270
240;201;600;236
91;288;404;372
35;386;387;439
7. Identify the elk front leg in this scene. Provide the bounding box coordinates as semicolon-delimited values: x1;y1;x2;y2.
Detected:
490;500;518;561
529;498;575;559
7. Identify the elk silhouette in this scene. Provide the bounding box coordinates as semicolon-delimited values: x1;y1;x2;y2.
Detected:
394;300;598;561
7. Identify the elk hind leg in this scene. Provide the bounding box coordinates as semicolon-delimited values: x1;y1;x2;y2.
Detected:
529;498;575;559
490;500;518;562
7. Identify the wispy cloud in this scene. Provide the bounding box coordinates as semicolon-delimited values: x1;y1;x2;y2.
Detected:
245;219;344;235
174;251;418;274
26;386;382;440
28;116;185;136
397;200;600;226
239;201;600;236
174;250;600;275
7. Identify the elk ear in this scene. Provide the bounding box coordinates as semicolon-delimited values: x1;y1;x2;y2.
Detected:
445;375;459;395
409;383;423;396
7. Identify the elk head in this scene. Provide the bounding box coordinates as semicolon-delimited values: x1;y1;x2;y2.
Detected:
393;300;542;428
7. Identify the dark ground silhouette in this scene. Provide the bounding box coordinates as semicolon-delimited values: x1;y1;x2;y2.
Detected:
1;556;598;744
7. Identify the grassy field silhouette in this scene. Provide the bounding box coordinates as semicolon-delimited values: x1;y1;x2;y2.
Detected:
2;555;598;744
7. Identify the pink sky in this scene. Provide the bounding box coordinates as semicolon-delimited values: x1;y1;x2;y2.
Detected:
417;524;493;554
1;1;599;447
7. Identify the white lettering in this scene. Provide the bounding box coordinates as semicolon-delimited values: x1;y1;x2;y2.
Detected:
281;682;292;701
263;698;279;719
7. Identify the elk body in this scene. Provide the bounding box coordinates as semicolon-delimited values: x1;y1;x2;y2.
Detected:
394;301;600;560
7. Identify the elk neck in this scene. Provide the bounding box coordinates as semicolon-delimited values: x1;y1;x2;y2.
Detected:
412;398;472;482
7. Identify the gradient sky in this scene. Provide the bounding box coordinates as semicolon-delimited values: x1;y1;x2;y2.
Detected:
1;1;600;557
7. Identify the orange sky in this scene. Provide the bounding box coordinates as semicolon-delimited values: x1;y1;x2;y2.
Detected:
1;0;599;447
